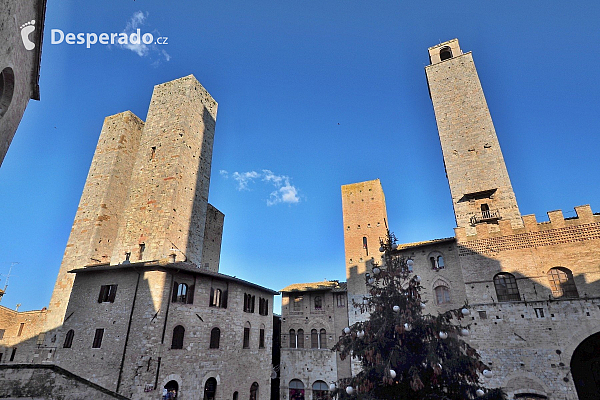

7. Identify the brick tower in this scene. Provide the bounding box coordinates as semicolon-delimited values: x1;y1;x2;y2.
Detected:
46;75;220;330
425;39;522;235
341;179;388;325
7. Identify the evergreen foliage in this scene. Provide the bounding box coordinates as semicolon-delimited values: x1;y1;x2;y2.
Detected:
332;231;506;400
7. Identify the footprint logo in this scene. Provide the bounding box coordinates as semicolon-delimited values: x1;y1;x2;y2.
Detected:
20;20;36;51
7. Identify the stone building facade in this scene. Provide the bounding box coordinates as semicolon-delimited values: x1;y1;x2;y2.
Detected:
338;39;600;400
0;75;278;400
279;281;351;400
0;0;46;167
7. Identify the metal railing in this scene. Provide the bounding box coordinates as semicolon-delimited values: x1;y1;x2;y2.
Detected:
470;209;501;224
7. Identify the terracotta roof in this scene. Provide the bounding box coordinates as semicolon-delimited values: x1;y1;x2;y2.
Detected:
394;237;455;251
280;280;346;293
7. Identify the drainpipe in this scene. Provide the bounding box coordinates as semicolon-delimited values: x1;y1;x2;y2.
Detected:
155;272;175;390
116;268;141;393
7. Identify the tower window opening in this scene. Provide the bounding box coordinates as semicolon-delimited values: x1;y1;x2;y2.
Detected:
150;146;156;160
363;236;368;256
138;243;145;260
481;203;491;219
440;47;453;61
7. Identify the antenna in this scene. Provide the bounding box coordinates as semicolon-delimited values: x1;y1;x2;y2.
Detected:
0;262;18;303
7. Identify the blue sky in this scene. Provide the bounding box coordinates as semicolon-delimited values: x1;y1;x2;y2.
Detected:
1;1;599;314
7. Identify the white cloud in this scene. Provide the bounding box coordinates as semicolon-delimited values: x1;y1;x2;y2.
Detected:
221;169;301;205
119;11;171;64
232;171;260;191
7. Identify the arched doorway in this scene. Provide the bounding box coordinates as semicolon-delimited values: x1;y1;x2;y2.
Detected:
164;380;179;399
204;377;217;400
571;331;600;399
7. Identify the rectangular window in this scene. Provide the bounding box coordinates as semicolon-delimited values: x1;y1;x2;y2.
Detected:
0;353;3;362
478;311;487;319
92;328;104;348
259;328;265;349
17;323;24;337
0;329;5;340
336;293;346;307
9;348;16;361
534;308;545;318
98;285;117;303
293;295;302;311
243;294;255;313
243;327;250;349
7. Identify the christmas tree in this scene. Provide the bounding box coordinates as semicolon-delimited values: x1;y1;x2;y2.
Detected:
332;231;506;400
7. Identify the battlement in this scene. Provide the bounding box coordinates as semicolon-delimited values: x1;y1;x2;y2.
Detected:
455;205;600;255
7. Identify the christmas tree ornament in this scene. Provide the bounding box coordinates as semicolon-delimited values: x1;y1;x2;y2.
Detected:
404;323;412;331
406;259;414;268
476;389;485;397
379;246;384;252
392;243;398;250
415;275;421;282
420;302;426;309
439;331;448;339
460;328;470;336
346;386;354;395
389;369;397;379
393;305;400;312
329;383;336;391
368;278;375;285
483;369;493;378
373;267;381;275
344;327;351;334
461;308;470;316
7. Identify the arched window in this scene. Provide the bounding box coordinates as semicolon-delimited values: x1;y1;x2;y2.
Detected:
289;379;305;400
233;392;238;400
428;252;445;269
314;296;322;310
434;286;451;305
320;329;327;349
297;329;304;348
164;380;179;399
494;273;520;302
312;381;329;400
440;46;452;61
210;327;220;349
63;329;74;348
289;329;296;348
0;67;15;118
250;382;259;400
204;377;217;400
311;329;318;348
171;325;185;349
243;322;251;349
176;283;188;303
547;267;579;298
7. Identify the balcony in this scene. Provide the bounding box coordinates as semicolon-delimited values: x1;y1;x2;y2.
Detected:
470;209;501;224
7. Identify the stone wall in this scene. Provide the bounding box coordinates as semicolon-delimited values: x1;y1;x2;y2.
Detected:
52;263;274;400
0;0;45;166
0;305;46;363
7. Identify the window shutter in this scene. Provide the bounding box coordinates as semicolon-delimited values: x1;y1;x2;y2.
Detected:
172;281;179;303
209;287;215;306
187;285;195;304
108;285;117;302
251;296;255;313
98;286;107;303
223;290;228;308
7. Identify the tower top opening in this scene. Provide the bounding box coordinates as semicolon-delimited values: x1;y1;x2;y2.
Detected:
428;39;462;65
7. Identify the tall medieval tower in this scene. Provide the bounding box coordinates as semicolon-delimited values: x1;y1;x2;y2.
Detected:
46;75;222;330
425;39;522;235
341;179;388;326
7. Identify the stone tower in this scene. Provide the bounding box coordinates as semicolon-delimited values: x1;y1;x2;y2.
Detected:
425;39;522;235
341;179;388;325
46;75;220;330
